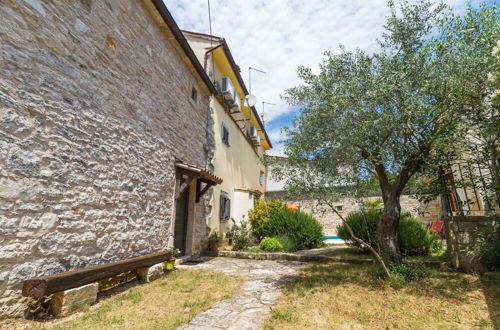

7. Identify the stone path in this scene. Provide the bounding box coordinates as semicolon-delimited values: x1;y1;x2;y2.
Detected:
177;257;305;330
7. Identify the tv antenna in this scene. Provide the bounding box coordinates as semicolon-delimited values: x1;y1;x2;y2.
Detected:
248;67;266;95
261;101;276;126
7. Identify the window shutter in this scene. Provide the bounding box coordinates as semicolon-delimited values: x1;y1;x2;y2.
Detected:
219;194;225;220
225;198;231;219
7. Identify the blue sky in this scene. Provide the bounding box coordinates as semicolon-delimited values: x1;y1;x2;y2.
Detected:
165;0;493;155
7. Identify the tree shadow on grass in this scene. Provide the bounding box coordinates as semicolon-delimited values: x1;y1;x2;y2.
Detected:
480;272;500;330
283;261;495;304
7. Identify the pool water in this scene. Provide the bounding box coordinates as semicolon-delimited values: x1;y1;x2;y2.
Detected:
324;236;345;244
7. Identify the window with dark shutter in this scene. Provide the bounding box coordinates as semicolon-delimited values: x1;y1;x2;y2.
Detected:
219;194;225;220
225;198;231;220
222;125;230;146
219;192;231;221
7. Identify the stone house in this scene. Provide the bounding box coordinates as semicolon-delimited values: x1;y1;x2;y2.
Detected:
182;31;273;237
0;0;221;319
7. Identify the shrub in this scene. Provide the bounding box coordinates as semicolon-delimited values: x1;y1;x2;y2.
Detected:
398;215;438;256
337;208;381;250
247;245;262;253
260;237;283;251
337;209;436;256
476;222;500;271
249;199;286;240
208;231;221;244
259;208;324;251
275;234;296;252
232;220;253;251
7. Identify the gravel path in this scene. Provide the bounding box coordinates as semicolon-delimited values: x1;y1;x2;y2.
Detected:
177;257;305;330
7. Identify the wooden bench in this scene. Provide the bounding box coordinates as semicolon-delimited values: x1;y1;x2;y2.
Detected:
22;250;173;298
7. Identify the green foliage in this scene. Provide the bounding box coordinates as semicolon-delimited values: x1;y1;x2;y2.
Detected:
275;234;296;252
247;245;262;253
398;215;438;256
337;208;382;249
259;209;324;251
388;262;428;285
259;237;283;252
208;231;221;244
249;199;286;240
476;221;500;271
232;220;254;251
273;0;499;262
337;209;437;256
363;199;383;210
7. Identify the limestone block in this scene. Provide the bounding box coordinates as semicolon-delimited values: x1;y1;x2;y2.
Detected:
50;283;98;317
137;263;164;283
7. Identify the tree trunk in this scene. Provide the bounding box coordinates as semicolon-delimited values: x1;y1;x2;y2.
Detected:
379;190;402;263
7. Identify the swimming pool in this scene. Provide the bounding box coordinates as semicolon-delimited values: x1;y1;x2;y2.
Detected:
324;236;345;244
324;236;343;240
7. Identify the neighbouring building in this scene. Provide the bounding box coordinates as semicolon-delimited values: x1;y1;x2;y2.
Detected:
182;31;272;236
0;0;221;319
265;156;441;236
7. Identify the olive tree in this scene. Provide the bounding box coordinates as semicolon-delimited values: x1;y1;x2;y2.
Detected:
277;1;499;263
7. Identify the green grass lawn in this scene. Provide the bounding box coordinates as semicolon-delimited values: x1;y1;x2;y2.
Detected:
30;269;243;330
264;262;499;329
324;246;448;263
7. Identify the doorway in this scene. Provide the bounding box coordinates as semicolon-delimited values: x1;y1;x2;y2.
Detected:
174;186;189;256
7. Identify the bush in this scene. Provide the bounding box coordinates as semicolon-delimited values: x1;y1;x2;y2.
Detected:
476;222;500;271
247;245;262;253
232;220;253;251
398;215;438;256
337;208;381;250
337;209;436;256
260;237;283;251
259;208;324;251
275;234;296;252
249;199;286;240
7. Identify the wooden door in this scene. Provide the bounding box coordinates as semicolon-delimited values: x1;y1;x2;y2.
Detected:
174;186;189;256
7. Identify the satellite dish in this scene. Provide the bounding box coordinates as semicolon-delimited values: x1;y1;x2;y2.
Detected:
244;94;257;107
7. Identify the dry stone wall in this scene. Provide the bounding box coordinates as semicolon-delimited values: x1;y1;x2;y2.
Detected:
266;192;442;236
446;216;497;273
0;0;211;319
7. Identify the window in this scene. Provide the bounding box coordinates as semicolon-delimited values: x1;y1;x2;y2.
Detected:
219;192;231;221
222;125;230;146
259;171;264;185
191;87;198;102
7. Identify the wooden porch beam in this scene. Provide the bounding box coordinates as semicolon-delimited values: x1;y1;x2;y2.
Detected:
196;181;214;203
175;176;194;199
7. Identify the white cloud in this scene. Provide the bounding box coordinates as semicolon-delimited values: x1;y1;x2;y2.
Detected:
165;0;485;154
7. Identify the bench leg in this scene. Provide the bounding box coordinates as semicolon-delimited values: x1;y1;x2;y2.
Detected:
50;282;98;317
137;263;165;283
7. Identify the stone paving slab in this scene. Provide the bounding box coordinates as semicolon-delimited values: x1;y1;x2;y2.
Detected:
177;257;305;330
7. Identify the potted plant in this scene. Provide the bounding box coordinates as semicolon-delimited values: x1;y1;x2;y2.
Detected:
165;248;179;271
208;231;221;252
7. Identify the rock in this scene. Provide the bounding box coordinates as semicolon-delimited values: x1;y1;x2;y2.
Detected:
50;282;98;317
137;262;164;283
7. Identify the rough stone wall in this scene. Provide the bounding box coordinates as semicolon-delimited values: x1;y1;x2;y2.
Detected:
0;0;211;319
446;216;497;273
266;193;442;236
